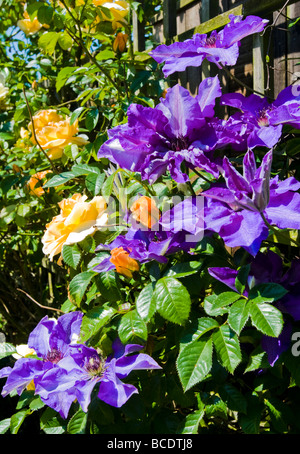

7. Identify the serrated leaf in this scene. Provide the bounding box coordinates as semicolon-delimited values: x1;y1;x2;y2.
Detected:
37;5;54;24
177;409;205;434
85;172;105;196
70;107;86;125
62;244;81;269
85;108;99;132
0;342;17;359
210;292;242;311
0;418;11;434
163;261;203;278
249;302;283;337
95;271;122;302
68;271;96;306
101;173;115;198
244;346;269;373
80;304;116;342
136;282;156;322
212;325;242;373
180;317;219;351
228;300;249;335
176;336;213;391
67;409;87;434
153;277;191;325
118;309;148;343
203;294;230;316
10;410;28;434
218;382;247;414
43;171;76;188
248;282;288;303
235;263;251;294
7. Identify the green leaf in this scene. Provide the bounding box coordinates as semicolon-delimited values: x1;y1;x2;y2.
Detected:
212;325;242;373
70;107;86;125
136;282;156;322
67;409;87;434
249;301;283;337
250;301;283;337
228;299;249;335
43;171;76;188
37;5;54;24
177;409;205;434
218;383;247;414
180;317;219;351
163;260;203;278
62;244;82;269
85;172;105;196
38;32;59;55
118;309;148;343
209;291;242;311
176;336;213;391
55;66;76;92
85;108;99;132
244;346;269;373
81;304;116;342
10;410;28;434
0;418;11;434
101;173;115;198
58;31;73;51
0;342;16;359
235;263;251;294
203;294;231;317
248;282;288;303
152;277;191;325
68;271;96;306
95;271;122;302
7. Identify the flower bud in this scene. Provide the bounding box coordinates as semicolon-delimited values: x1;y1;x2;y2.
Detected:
113;32;128;53
109;247;139;278
130;196;160;229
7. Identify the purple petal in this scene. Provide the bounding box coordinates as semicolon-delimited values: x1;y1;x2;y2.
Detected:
222;15;269;47
115;352;162;379
261;321;292;366
195;76;222;117
27;316;56;357
208;267;239;292
264;191;300;230
98;360;138;407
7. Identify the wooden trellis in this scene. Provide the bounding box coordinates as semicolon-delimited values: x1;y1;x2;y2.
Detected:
133;0;300;100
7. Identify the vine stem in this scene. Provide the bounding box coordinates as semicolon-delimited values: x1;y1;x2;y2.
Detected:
260;211;300;248
22;86;57;173
17;288;64;314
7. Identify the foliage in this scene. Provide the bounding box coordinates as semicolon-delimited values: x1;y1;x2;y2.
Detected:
0;0;300;436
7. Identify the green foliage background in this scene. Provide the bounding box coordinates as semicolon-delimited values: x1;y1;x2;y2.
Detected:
0;0;300;435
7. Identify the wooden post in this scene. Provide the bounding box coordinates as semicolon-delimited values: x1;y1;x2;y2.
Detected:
132;1;145;52
163;0;177;44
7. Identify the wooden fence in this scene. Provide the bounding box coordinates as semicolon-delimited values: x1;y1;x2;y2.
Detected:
133;0;300;102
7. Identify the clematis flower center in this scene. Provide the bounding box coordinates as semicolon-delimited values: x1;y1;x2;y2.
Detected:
257;108;270;127
204;35;218;48
170;135;190;152
46;348;63;364
85;354;104;377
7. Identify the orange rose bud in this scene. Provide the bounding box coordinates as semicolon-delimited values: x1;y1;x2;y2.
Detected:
26;170;51;197
113;32;128;53
130;196;160;229
110;247;139;278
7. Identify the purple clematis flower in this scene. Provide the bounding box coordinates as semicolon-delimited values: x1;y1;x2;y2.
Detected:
149;14;268;77
208;250;300;365
220;85;300;149
0;312;83;398
34;338;161;417
202;149;300;255
97;78;222;184
0;313;161;419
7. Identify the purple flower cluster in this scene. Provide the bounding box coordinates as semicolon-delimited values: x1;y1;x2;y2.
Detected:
0;312;161;418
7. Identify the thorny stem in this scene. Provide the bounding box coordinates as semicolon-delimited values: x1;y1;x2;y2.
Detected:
22;86;57;173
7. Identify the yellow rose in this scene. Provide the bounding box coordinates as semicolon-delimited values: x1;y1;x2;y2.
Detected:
17;11;43;36
26;170;51;197
109;246;139;278
130;196;161;229
28;109;89;160
93;0;129;29
42;193;108;261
